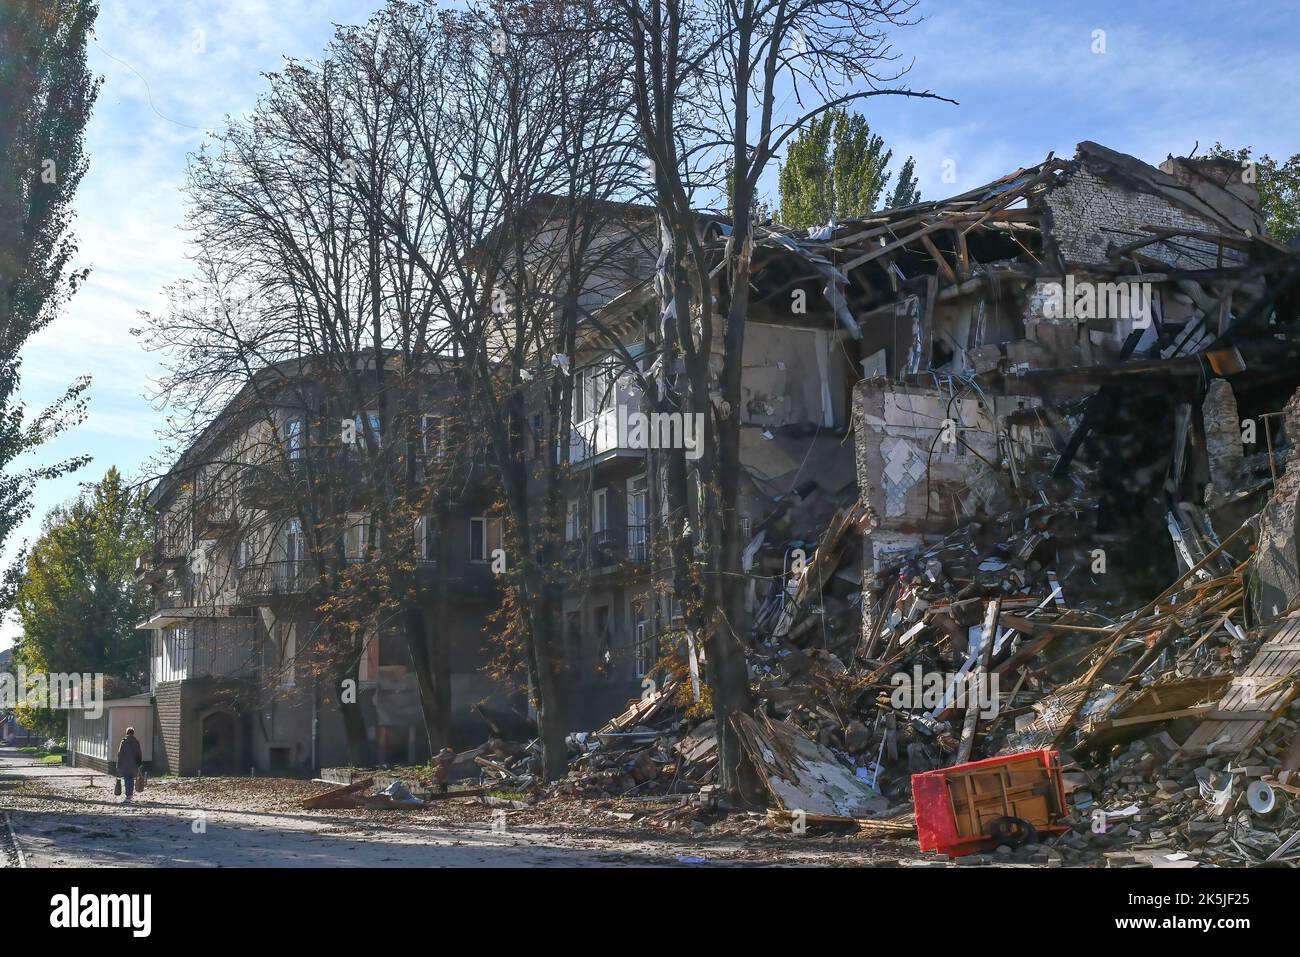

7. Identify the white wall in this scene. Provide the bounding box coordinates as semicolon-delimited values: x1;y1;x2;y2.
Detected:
68;703;153;764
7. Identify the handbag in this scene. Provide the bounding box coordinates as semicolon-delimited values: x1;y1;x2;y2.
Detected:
135;770;147;793
114;777;122;796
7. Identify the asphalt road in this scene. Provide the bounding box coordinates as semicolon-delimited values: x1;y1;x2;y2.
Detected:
0;746;662;867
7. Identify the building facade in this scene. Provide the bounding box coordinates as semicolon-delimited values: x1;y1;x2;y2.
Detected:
135;359;513;776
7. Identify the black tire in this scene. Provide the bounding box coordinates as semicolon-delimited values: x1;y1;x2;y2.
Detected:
988;815;1038;847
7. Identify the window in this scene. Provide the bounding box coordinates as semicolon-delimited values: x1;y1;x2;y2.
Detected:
285;418;304;460
416;516;437;562
573;362;616;424
159;627;191;681
345;512;371;562
354;411;381;450
565;499;580;541
628;476;647;561
594;605;612;676
592;488;608;535
284;519;304;563
235;537;252;568
740;514;752;542
470;516;503;563
422;415;443;462
634;605;656;679
573;369;586;422
281;519;305;590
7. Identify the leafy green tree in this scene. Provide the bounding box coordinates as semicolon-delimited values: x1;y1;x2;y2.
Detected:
888;155;921;209
1208;143;1299;244
777;109;919;229
12;468;152;734
0;1;99;583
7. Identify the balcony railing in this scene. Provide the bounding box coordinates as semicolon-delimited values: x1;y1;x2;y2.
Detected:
155;532;189;568
240;450;365;510
194;500;233;540
567;384;643;465
563;525;650;572
237;560;314;600
591;527;622;567
627;524;648;563
156;588;188;611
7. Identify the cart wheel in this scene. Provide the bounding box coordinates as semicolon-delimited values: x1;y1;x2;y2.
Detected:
988;815;1038;847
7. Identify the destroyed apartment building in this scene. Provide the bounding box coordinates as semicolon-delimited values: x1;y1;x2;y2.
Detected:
739;140;1300;862
485;140;1300;865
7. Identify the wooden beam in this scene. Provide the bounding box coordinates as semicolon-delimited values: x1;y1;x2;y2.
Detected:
920;233;958;284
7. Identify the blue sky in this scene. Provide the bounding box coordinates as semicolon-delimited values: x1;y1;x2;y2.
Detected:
3;0;1298;646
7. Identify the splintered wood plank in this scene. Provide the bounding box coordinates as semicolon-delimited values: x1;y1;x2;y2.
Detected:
1178;616;1300;758
920;233;958;284
302;777;374;809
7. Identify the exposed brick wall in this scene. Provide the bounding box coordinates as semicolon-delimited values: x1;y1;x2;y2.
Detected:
1044;166;1242;270
153;681;183;775
71;752;111;774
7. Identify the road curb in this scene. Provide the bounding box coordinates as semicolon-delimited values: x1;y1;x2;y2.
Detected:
2;810;27;868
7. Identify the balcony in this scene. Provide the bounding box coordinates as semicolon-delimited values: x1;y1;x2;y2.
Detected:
239;469;293;510
135;554;163;584
591;528;623;567
156;587;188;611
138;588;254;632
563;525;650;575
194;500;233;540
567;383;648;468
150;616;259;686
189;618;260;681
240;450;364;510
237;561;315;601
155;534;189;571
447;562;497;597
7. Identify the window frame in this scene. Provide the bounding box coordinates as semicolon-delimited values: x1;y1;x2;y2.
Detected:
470;516;503;563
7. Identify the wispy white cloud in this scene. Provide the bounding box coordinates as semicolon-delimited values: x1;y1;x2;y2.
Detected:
1;0;387;646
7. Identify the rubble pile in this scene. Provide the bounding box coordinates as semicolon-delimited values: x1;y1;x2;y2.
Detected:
551;677;694;799
535;398;1300;866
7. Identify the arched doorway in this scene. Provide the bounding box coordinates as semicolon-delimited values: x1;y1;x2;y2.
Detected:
201;711;237;775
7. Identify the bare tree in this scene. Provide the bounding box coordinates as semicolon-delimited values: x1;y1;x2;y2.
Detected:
610;0;949;794
367;0;653;779
139;12;483;763
143;0;651;777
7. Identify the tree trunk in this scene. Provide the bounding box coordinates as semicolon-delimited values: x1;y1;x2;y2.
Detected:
405;602;452;756
338;658;371;767
521;562;569;781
